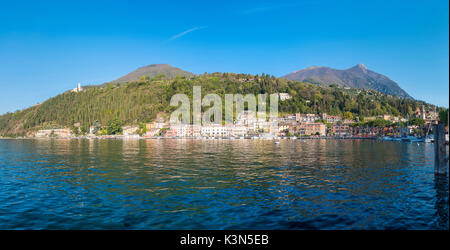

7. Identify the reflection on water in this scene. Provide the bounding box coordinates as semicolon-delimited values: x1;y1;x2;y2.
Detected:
0;139;448;229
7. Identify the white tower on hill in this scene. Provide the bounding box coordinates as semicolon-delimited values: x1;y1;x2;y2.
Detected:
72;83;83;93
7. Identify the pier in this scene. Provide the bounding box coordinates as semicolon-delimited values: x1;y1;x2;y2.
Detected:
434;123;448;175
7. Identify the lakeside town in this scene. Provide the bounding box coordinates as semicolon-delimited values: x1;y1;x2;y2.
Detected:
24;102;447;143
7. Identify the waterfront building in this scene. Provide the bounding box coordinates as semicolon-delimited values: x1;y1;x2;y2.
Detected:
163;124;247;138
268;124;279;136
231;125;248;137
296;113;320;123
364;116;377;121
236;111;257;127
295;123;327;136
279;115;296;123
187;125;201;137
356;126;383;136
35;129;72;137
414;105;427;119
331;124;352;137
427;110;439;120
147;122;168;130
164;129;177;137
254;118;271;132
321;113;342;124
166;125;191;137
342;120;355;125
201;125;231;137
391;116;400;122
380;114;391;121
122;126;139;136
143;128;161;137
425;118;439;125
278;123;291;133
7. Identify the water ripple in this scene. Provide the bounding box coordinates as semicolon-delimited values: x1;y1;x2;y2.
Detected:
0;139;448;230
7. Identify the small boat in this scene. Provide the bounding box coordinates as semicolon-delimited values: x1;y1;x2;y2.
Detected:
274;141;280;144
382;136;394;141
402;136;424;143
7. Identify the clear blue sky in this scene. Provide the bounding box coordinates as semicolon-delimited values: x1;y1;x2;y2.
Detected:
0;0;448;115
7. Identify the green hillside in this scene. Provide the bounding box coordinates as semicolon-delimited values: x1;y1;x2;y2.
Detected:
0;72;436;137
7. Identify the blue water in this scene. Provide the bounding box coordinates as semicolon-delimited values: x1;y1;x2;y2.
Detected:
0;139;448;230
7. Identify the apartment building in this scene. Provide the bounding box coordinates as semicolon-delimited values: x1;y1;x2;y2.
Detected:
295;123;327;136
296;113;320;123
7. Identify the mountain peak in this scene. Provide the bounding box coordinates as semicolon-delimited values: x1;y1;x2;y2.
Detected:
143;64;172;68
349;63;368;73
110;64;195;84
356;63;367;70
305;66;321;70
282;64;412;99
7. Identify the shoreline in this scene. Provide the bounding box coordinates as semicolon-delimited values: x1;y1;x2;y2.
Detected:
1;136;380;140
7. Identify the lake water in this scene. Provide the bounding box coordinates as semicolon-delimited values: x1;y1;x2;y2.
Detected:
0;139;448;230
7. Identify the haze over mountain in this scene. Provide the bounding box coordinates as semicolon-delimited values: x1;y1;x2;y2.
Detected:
282;64;412;99
110;64;195;84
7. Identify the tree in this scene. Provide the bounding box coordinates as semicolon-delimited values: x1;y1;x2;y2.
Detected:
409;118;425;126
137;123;147;136
139;75;151;82
343;111;353;120
92;120;101;134
71;126;79;136
369;119;391;127
106;118;123;135
439;109;448;127
80;125;89;135
158;127;168;136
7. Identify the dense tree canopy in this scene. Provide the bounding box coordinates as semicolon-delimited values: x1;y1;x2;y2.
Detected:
439;109;448;127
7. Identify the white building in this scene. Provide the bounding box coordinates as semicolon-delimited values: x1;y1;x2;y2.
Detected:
35;129;72;138
72;83;83;93
321;113;341;124
122;126;139;136
199;125;248;137
201;125;231;137
236;111;257;126
143;128;161;137
169;124;189;137
296;113;320;123
231;126;248;137
279;93;292;101
279;115;296;123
